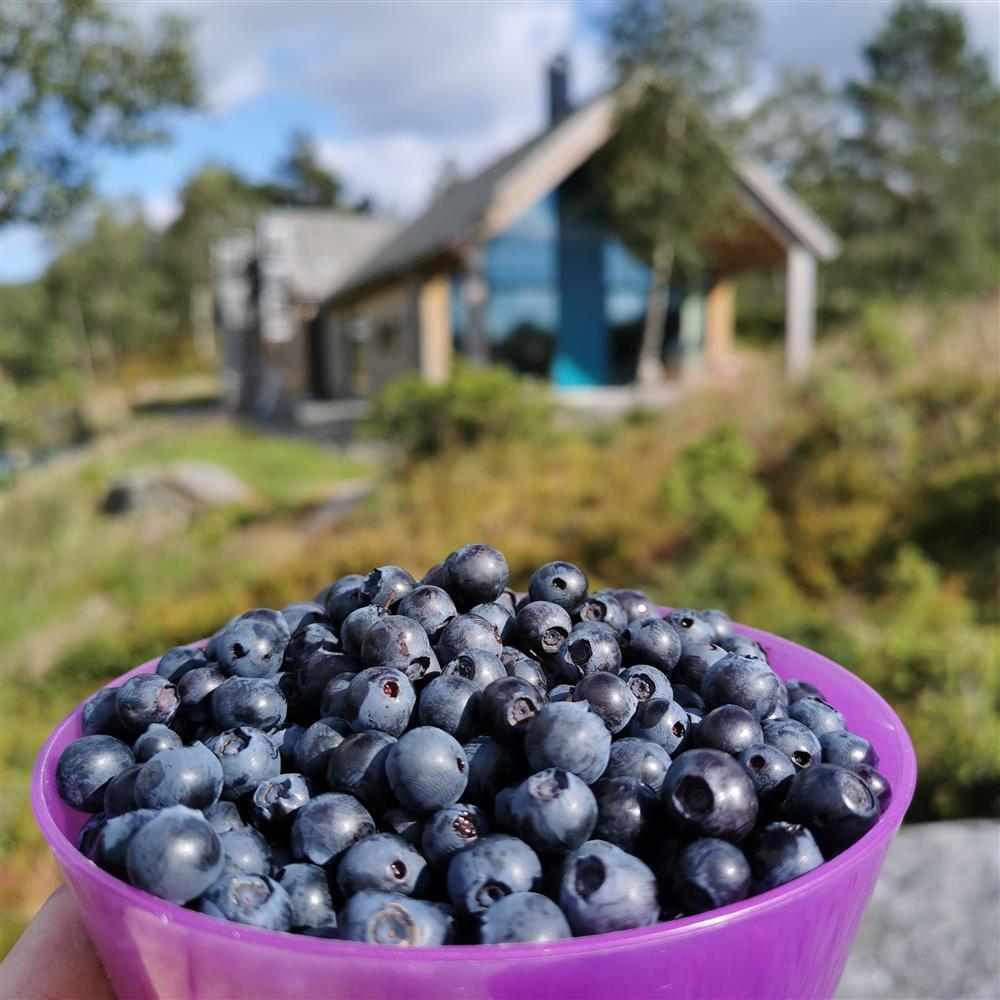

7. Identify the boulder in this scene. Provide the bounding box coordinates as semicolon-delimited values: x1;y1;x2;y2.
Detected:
102;461;254;516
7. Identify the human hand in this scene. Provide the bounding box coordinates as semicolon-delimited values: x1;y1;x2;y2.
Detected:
1;885;115;1000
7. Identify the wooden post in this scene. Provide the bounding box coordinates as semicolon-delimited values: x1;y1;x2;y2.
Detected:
785;245;817;378
704;278;735;369
419;274;452;384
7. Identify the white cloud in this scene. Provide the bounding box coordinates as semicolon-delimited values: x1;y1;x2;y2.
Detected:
143;192;182;230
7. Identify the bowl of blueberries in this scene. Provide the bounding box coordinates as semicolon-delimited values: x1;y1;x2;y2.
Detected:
33;544;915;999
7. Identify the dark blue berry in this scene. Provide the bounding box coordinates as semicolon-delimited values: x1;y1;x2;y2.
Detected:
134;742;223;811
479;892;571;944
525;701;611;783
220;826;272;875
280;601;328;634
578;591;628;633
211;676;287;731
207;726;280;801
601;737;672;794
510;768;597;853
290;792;375;870
479;676;547;744
156;645;207;684
443;543;509;610
665;609;716;651
199;873;292;930
610;589;656;622
295;717;352;781
216;613;288;679
763;718;822;770
700;609;734;643
115;675;179;732
421;803;491;871
204;800;245;834
739;744;796;809
694;705;764;756
362;566;416;610
81;688;127;738
418;675;481;741
672;640;728;691
446;834;542;914
461;736;517;806
702;654;781;720
250;772;311;832
620;663;673;704
337;833;430;897
344;666;415;737
436;613;503;664
340;890;452;945
319;673;355;718
95;809;157;878
441;649;506;691
57;735;135;812
326;731;396;814
788;696;846;737
386;727;468;814
514;601;572;659
627;698;689;754
783;763;880;856
395;586;457;642
275;863;336;930
819;730;879;769
571;671;637;733
553;622;621;682
103;763;141;816
132;723;183;763
591;776;658;853
671;838;750;914
528;561;588;615
177;665;227;723
621;618;682;674
746;821;824;892
296;649;357;702
661;748;758;841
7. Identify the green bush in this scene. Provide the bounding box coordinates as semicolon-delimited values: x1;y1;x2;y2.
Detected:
369;363;554;461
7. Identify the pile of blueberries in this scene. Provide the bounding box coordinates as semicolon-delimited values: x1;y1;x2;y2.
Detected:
56;544;891;946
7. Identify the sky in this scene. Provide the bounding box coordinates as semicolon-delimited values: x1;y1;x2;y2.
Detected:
3;0;998;283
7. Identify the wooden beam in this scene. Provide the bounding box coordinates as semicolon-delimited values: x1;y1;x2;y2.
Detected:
785;244;817;378
705;278;736;369
419;273;452;385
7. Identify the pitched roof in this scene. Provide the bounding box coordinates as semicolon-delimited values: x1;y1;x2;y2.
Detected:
328;91;840;305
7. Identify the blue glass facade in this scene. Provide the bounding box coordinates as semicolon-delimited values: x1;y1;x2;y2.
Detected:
452;169;686;386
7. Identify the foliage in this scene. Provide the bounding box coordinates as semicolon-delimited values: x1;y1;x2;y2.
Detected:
257;131;343;208
368;363;555;461
0;0;199;226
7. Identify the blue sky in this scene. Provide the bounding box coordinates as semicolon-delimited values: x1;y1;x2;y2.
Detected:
3;0;997;283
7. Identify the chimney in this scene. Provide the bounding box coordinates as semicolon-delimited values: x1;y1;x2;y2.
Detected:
547;54;571;125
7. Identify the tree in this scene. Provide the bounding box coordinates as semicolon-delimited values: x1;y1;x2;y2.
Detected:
257;132;343;208
841;0;1000;297
0;0;199;227
601;0;758;386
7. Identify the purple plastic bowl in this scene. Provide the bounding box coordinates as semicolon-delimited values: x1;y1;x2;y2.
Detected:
32;622;915;1000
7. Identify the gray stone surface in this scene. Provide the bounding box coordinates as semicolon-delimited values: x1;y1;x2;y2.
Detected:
102;462;254;516
838;820;1000;1000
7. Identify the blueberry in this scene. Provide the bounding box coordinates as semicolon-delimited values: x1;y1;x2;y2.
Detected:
525;702;611;783
344;666;416;737
295;717;352;781
103;763;142;816
56;735;135;811
672;684;706;712
446;834;542;914
788;697;846;737
619;664;673;704
134;742;223;811
665;609;717;651
339;605;387;661
216;613;288;679
418;675;481;741
559;840;659;935
276;863;336;930
281;601;329;635
571;671;637;733
479;891;571;944
242;607;292;642
361;615;439;684
786;679;825;703
621;617;682;674
269;723;306;769
701;609;734;643
721;634;768;661
340;890;452;945
505;654;549;694
670;838;750;914
386;727;468;814
738;744;796;809
362;566;416;610
515;602;572;659
578;591;628;633
211;676;287;731
672;641;728;691
461;736;517;806
383;807;424;848
206;727;281;801
443;543;509;610
127;805;225;903
436;613;503;664
702;653;781;720
528;561;589;615
220;826;272;875
296;649;357;702
819;730;879;769
479;676;547;745
250;772;312;832
469;602;516;644
326;731;396;814
661;748;758;841
783;763;880;856
115;675;179;732
77;813;108;858
204;800;245;834
132;723;183;763
549;683;575;702
591;776;658;853
553;622;622;682
325;583;368;630
510;768;597;853
610;589;656;622
199;872;293;931
746;821;824;892
291;792;376;869
94;808;157;878
694;705;764;756
177;665;227;723
337;833;430;898
395;586;457;643
319;674;356;719
441;649;506;691
493;786;517;831
81;688;128;739
421;803;491;871
627;698;690;754
156;645;208;684
762;718;822;771
854;765;892;810
602;737;672;794
206;614;239;661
